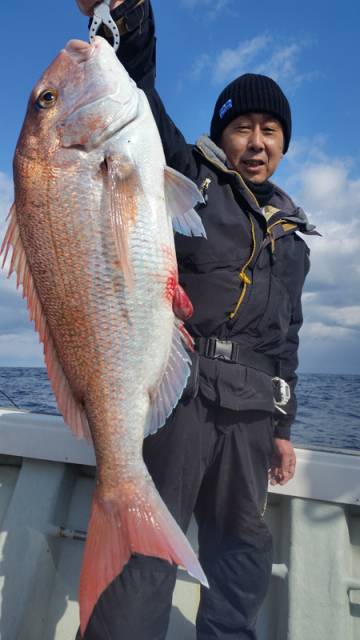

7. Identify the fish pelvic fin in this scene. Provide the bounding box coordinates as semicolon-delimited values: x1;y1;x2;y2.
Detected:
0;203;91;442
79;476;208;637
164;166;207;238
144;320;193;438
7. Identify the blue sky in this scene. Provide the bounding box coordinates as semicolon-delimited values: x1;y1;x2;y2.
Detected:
0;0;359;373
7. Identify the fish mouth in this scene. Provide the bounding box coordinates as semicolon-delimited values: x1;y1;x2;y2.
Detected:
65;39;97;63
56;37;136;152
59;39;130;151
65;36;112;64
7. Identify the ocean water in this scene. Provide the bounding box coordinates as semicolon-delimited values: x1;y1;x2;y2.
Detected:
0;367;359;451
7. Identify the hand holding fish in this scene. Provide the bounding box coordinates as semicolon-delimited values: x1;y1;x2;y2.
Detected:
76;0;124;16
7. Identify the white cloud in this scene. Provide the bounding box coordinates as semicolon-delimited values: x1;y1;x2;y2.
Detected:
1;148;359;372
0;171;43;367
0;173;18;309
303;304;360;331
301;322;356;339
0;331;43;367
212;35;272;84
282;144;360;372
255;45;318;89
181;0;232;18
190;53;212;81
0;172;13;235
0;266;44;367
289;156;360;295
189;34;315;88
296;162;360;217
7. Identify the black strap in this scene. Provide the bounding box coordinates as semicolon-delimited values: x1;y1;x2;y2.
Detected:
194;337;277;377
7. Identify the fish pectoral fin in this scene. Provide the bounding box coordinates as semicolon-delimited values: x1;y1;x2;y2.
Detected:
0;203;92;442
107;157;138;288
144;320;193;438
79;479;208;637
164;166;207;237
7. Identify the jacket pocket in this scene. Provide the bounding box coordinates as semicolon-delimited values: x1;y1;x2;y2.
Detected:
198;358;275;413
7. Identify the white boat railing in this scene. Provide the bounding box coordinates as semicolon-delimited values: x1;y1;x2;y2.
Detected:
1;407;359;505
0;407;359;640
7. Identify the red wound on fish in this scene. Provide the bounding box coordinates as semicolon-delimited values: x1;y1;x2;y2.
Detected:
165;273;177;303
173;284;193;321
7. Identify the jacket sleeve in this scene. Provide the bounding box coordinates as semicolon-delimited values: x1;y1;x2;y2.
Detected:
93;0;198;178
274;241;311;440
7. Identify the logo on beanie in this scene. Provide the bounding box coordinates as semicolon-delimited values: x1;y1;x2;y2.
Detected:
219;99;232;119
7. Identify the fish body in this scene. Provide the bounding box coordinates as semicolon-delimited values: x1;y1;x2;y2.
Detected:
1;37;207;635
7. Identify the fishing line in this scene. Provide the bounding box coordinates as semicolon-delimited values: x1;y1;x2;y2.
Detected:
0;389;21;410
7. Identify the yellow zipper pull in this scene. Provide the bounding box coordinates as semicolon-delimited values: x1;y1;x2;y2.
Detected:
267;228;276;265
239;271;251;285
270;231;275;254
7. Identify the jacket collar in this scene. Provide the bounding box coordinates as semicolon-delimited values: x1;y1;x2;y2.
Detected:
195;135;319;235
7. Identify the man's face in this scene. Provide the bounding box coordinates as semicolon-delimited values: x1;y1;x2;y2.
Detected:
220;112;284;184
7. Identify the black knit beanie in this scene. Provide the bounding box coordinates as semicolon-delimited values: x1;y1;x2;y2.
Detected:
210;73;292;153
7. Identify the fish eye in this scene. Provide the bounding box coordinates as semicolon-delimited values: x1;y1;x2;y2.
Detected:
36;88;59;109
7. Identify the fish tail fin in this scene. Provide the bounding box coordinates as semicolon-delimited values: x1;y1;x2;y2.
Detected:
79;478;208;636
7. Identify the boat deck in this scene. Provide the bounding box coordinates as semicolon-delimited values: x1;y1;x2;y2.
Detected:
1;409;360;639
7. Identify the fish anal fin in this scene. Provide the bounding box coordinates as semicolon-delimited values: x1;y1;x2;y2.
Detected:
79;479;208;636
144;321;193;438
164;166;207;238
0;204;91;442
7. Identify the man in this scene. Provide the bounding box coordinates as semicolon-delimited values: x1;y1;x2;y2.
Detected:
76;2;316;638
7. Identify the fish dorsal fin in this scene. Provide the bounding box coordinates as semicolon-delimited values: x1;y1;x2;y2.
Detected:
164;166;207;238
143;320;193;437
1;204;92;442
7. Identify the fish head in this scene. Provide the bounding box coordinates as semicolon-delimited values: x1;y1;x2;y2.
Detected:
15;37;138;168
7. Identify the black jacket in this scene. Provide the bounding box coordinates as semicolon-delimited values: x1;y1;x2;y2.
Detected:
98;0;317;438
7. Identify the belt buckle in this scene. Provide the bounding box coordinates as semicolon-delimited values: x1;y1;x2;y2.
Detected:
205;337;216;358
213;340;232;362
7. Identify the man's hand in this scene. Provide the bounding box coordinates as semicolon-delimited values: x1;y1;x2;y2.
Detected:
76;0;125;17
269;438;296;486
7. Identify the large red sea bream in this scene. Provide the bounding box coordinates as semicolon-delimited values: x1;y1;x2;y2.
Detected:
1;36;207;635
